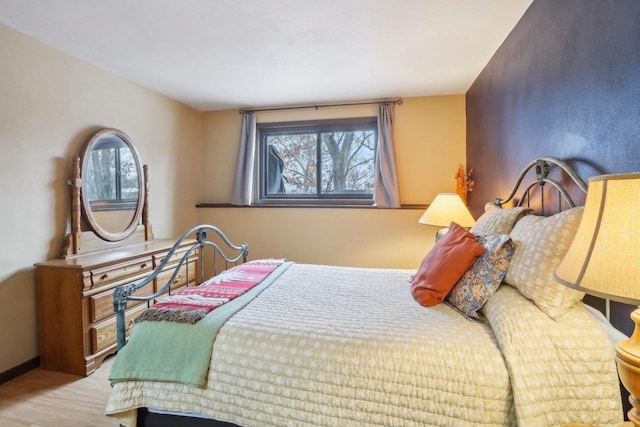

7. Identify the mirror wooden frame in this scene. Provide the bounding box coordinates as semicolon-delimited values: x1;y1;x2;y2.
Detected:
64;128;153;256
80;128;145;242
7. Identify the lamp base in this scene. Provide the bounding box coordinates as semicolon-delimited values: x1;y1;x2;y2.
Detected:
435;228;449;241
615;309;640;426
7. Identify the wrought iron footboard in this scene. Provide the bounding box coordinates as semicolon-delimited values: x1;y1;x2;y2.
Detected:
113;225;248;351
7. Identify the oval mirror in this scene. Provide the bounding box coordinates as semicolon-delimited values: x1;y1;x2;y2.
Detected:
80;128;145;242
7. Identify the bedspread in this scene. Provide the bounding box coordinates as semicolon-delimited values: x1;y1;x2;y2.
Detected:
106;264;621;426
483;285;622;426
109;261;292;386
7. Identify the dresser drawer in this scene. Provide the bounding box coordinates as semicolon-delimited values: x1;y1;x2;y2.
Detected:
89;279;154;323
155;261;196;296
154;246;197;267
90;258;153;289
91;303;147;353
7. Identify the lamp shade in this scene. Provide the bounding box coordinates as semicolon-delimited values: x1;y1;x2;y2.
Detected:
554;173;640;305
418;193;475;228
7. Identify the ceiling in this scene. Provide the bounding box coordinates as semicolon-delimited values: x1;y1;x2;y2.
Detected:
0;0;532;112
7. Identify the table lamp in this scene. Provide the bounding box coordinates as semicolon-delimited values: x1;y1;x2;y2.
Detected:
419;193;475;240
554;172;640;425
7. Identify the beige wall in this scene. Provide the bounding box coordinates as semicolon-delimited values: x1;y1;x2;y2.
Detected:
196;207;433;269
0;24;202;372
198;95;466;268
0;22;466;372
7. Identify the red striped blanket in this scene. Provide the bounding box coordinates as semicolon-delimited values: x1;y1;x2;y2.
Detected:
135;259;286;324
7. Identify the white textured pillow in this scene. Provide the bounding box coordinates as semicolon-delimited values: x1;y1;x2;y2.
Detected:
504;207;585;320
470;206;532;236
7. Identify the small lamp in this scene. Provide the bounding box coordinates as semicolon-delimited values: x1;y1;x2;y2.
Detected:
419;193;475;240
554;172;640;425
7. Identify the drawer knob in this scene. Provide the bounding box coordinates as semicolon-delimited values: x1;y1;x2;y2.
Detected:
140;263;148;269
174;274;183;283
100;273;109;280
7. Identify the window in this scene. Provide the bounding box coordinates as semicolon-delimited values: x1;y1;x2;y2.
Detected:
85;137;139;211
257;117;378;204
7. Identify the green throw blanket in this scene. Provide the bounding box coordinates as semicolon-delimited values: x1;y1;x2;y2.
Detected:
109;261;293;387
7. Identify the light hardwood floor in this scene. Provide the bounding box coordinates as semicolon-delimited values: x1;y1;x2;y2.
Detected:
0;356;118;427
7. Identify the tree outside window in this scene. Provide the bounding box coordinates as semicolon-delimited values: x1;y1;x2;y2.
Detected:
258;118;377;204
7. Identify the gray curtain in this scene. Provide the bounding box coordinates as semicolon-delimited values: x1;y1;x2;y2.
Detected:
231;112;257;205
374;103;401;208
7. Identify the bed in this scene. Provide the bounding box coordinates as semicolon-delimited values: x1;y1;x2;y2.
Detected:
105;157;624;426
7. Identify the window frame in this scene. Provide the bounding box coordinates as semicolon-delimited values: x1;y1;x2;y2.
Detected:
86;138;139;212
255;117;378;206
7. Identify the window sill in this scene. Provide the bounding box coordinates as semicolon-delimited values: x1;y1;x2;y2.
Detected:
196;203;427;210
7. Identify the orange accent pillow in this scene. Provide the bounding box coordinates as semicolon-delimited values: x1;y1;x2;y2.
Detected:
411;222;485;307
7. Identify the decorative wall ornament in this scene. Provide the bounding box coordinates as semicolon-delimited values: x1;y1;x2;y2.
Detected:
455;165;475;205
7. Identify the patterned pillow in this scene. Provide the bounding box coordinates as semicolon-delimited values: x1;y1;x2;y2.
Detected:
446;234;514;320
504;207;585;320
470;206;532;236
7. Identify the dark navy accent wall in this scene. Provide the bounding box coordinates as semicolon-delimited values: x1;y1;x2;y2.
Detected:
467;0;640;217
466;0;640;337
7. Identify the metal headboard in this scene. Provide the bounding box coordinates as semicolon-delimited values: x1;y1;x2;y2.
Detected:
492;157;588;212
491;157;623;322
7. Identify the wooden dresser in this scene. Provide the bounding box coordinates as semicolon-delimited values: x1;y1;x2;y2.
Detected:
35;239;198;376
